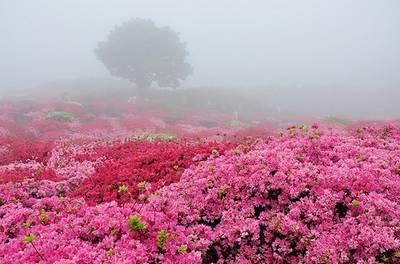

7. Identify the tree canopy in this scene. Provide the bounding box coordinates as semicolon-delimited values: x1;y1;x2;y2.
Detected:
95;18;192;90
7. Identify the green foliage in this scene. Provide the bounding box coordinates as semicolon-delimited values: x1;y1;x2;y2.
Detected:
156;230;168;251
218;186;229;200
128;215;146;232
308;134;321;140
132;132;176;142
23;234;36;244
357;127;365;134
39;209;49;225
298;124;308;133
22;222;29;228
352;200;360;208
178;244;187;255
117;185;128;193
137;181;146;191
46;111;75;122
106;248;113;256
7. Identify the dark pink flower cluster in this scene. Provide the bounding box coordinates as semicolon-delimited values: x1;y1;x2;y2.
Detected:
70;140;235;205
0;139;53;166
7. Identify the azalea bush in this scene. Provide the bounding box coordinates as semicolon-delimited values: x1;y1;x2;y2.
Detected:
70;139;234;205
0;121;399;263
0;97;399;263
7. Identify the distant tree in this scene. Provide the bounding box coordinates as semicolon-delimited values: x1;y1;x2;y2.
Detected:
95;18;192;92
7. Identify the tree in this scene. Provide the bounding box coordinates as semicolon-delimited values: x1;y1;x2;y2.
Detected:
95;18;192;91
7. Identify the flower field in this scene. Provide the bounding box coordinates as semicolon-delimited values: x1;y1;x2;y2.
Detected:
0;98;399;263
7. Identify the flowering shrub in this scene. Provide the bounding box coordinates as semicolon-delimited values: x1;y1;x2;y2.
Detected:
70;139;234;205
166;123;400;263
0;139;53;166
0;122;399;263
0;166;60;184
1;96;399;263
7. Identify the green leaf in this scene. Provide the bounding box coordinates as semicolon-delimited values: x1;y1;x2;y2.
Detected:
23;234;36;244
157;230;168;251
128;216;146;232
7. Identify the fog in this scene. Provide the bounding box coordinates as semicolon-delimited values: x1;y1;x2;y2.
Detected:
1;0;399;118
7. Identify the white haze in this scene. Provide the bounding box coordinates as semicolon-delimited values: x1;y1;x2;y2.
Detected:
0;0;399;118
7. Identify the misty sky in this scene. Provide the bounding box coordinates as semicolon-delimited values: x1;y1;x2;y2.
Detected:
1;1;399;103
